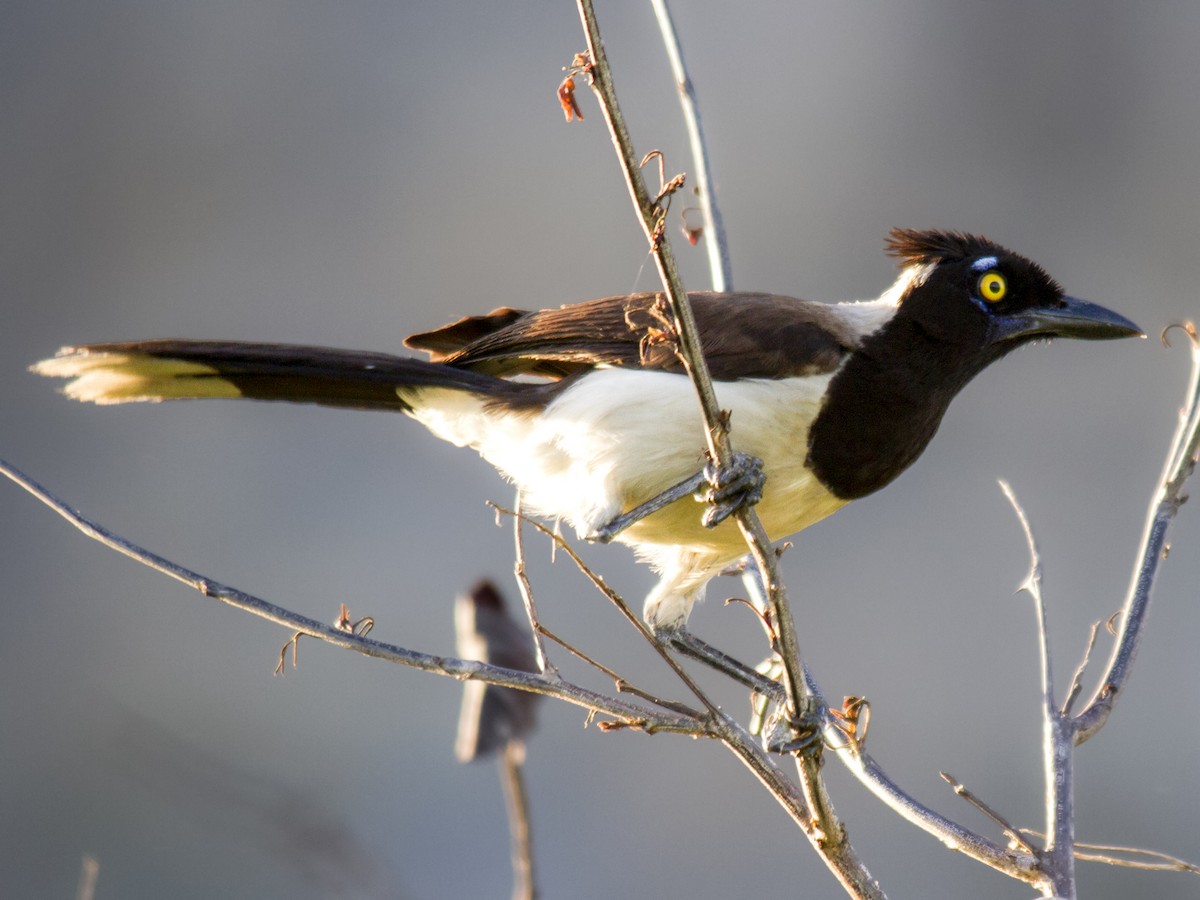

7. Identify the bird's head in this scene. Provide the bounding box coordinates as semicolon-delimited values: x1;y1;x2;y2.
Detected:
884;228;1143;368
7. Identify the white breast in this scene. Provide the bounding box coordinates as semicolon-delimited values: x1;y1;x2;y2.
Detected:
401;367;848;626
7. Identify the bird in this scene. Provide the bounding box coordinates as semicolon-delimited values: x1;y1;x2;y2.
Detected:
34;229;1142;651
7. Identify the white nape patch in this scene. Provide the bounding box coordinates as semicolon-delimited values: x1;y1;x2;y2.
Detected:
830;296;900;341
402;366;847;629
971;255;998;272
830;261;933;342
876;261;934;307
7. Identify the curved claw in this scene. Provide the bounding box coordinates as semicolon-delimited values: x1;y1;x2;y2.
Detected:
697;452;766;527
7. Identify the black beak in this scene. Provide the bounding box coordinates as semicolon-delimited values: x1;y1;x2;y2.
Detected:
990;296;1144;344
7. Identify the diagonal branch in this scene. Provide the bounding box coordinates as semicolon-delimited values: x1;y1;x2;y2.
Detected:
1075;324;1200;743
573;0;809;739
570;6;878;896
0;456;704;737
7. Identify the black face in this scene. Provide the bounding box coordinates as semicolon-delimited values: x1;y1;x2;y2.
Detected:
888;229;1141;368
805;229;1141;501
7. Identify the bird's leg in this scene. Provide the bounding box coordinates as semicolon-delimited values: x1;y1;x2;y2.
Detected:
585;470;707;543
586;451;766;543
660;626;786;703
697;451;765;528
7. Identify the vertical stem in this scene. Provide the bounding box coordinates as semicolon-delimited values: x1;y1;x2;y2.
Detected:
500;742;537;900
575;0;729;462
649;0;732;291
576;0;809;726
572;4;875;895
1042;718;1076;898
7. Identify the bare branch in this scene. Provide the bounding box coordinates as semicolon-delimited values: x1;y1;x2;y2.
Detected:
1061;620;1103;717
1069;842;1200;875
826;731;1039;883
0;456;705;737
939;772;1038;856
649;0;732;291
490;502;769;722
570;0;811;720
1000;480;1076;896
999;480;1056;714
511;490;557;678
1020;829;1200;875
1075;324;1200;743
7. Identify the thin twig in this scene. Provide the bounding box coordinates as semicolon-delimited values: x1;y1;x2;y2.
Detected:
536;623;704;718
649;0;731;291
490;501;747;720
0;456;705;737
1061;620;1103;717
511;490;557;677
825;725;1039;883
575;0;813;792
568;14;874;888
1020;830;1200;875
1075;324;1200;743
1000;480;1076;896
488;502;841;858
940;772;1037;856
999;480;1056;714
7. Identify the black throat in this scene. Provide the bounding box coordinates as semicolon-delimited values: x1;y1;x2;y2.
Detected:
805;307;995;500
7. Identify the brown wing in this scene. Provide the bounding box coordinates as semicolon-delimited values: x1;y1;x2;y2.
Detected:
404;292;856;381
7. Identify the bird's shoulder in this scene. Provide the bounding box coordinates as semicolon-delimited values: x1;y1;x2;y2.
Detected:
405;291;869;381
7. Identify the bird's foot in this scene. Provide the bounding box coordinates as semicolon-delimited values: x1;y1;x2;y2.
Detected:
659;626;786;703
697;452;765;528
584;451;765;543
585;470;707;543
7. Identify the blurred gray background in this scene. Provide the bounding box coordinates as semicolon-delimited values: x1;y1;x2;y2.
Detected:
3;2;1198;898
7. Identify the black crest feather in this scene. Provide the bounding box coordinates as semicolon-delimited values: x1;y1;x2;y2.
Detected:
885;228;1004;266
885;227;1062;295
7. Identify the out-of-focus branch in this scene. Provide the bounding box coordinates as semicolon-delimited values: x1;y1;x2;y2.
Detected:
500;742;536;900
649;0;731;291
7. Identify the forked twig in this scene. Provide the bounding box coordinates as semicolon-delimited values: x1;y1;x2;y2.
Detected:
511;490;557;678
940;772;1037;856
1061;620;1103;717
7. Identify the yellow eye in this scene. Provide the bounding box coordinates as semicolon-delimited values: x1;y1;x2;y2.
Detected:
978;271;1007;303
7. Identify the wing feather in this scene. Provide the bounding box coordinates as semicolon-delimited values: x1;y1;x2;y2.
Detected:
405;292;856;381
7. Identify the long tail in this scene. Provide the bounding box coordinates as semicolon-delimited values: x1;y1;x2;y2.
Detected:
32;340;526;411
